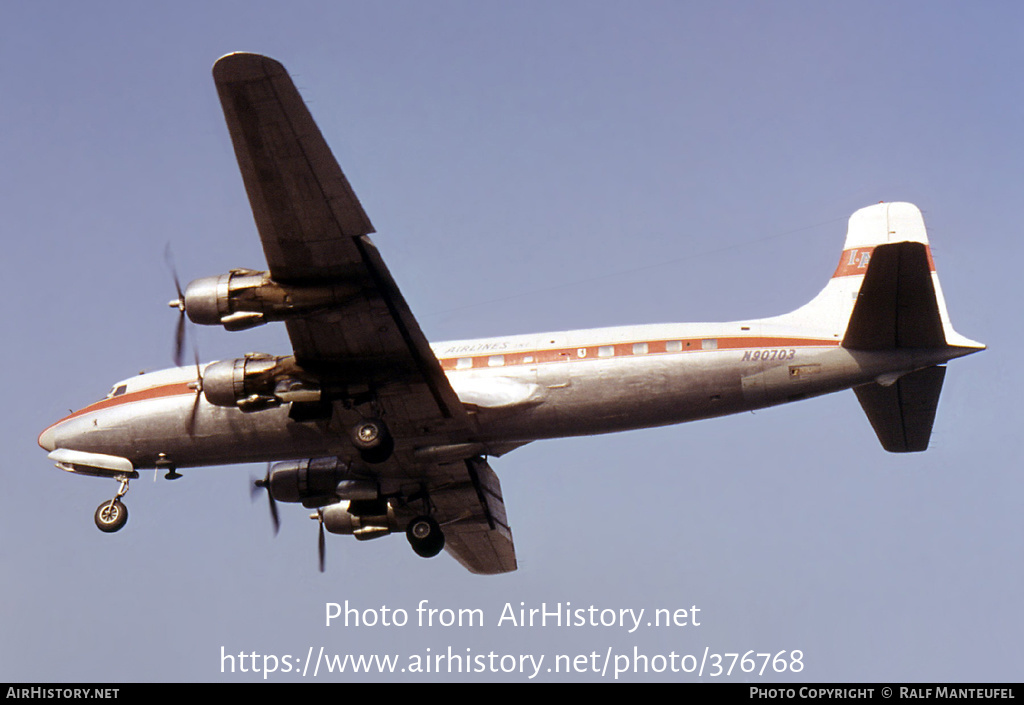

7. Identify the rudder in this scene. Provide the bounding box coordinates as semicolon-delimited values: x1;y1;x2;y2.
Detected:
841;240;945;350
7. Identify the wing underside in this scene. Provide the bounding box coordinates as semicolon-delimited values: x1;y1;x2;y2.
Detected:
213;52;515;574
435;458;517;574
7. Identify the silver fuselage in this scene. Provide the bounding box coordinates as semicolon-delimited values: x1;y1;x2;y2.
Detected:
38;319;972;476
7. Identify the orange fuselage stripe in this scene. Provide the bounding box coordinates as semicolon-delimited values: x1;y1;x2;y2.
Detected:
438;336;838;369
42;382;196;435
49;336;841;424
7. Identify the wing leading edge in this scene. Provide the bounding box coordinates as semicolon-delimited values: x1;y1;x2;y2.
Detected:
212;52;516;574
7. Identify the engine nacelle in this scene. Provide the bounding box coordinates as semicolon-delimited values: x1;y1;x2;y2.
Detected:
267;457;382;506
181;268;359;331
203;353;320;411
321;500;396;541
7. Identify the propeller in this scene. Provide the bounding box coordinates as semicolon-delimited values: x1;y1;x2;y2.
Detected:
184;344;204;437
312;509;326;573
164;246;206;435
251;463;281;536
164;244;188;368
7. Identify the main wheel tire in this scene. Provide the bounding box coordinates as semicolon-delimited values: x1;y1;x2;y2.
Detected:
352;419;394;463
351;419;387;450
406;516;445;558
94;499;128;533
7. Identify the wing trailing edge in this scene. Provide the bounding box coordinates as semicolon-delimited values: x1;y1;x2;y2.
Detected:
439;458;517;574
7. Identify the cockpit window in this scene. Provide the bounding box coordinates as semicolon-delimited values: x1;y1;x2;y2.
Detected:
109;384;128;398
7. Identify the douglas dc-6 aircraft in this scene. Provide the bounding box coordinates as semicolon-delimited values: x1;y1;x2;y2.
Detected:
38;53;984;574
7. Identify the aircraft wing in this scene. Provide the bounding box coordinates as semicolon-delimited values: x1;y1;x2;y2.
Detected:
434;457;517;575
212;52;515;574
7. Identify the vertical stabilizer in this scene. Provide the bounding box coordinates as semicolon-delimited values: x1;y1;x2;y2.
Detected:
773;202;983;452
773;202;984;350
841;240;944;350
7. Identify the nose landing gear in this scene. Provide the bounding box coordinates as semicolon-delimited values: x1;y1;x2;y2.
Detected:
94;475;131;533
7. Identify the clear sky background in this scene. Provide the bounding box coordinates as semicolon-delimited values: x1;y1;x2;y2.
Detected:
2;1;1019;683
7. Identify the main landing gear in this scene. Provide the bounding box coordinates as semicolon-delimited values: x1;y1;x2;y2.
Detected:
94;475;131;533
406;515;445;558
350;418;394;464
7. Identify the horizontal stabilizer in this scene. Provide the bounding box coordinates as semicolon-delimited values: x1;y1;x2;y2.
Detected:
853;365;945;452
842;241;945;350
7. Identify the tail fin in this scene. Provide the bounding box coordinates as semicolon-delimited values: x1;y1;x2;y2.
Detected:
841;240;944;350
776;202;983;349
776;202;984;452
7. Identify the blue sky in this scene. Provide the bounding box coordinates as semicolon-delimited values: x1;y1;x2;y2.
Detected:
2;1;1020;682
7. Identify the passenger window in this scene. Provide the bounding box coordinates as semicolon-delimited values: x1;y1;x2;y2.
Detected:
702;339;718;350
666;340;683;353
456;358;473;370
598;346;614;358
488;355;505;367
633;342;649;355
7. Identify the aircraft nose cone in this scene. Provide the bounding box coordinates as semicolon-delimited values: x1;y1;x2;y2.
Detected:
38;423;58;452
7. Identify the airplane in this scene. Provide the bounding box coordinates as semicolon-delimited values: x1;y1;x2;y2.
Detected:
37;52;985;575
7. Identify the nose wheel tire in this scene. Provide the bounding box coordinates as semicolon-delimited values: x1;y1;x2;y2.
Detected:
406;516;445;558
94;499;128;533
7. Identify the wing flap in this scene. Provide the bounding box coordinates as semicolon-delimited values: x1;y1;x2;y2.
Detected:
434;458;517;575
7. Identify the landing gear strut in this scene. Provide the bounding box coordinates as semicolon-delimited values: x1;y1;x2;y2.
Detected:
406;515;445;558
94;475;131;533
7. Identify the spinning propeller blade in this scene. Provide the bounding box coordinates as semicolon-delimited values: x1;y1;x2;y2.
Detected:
185;347;203;437
251;464;280;535
312;509;326;573
164;244;188;368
